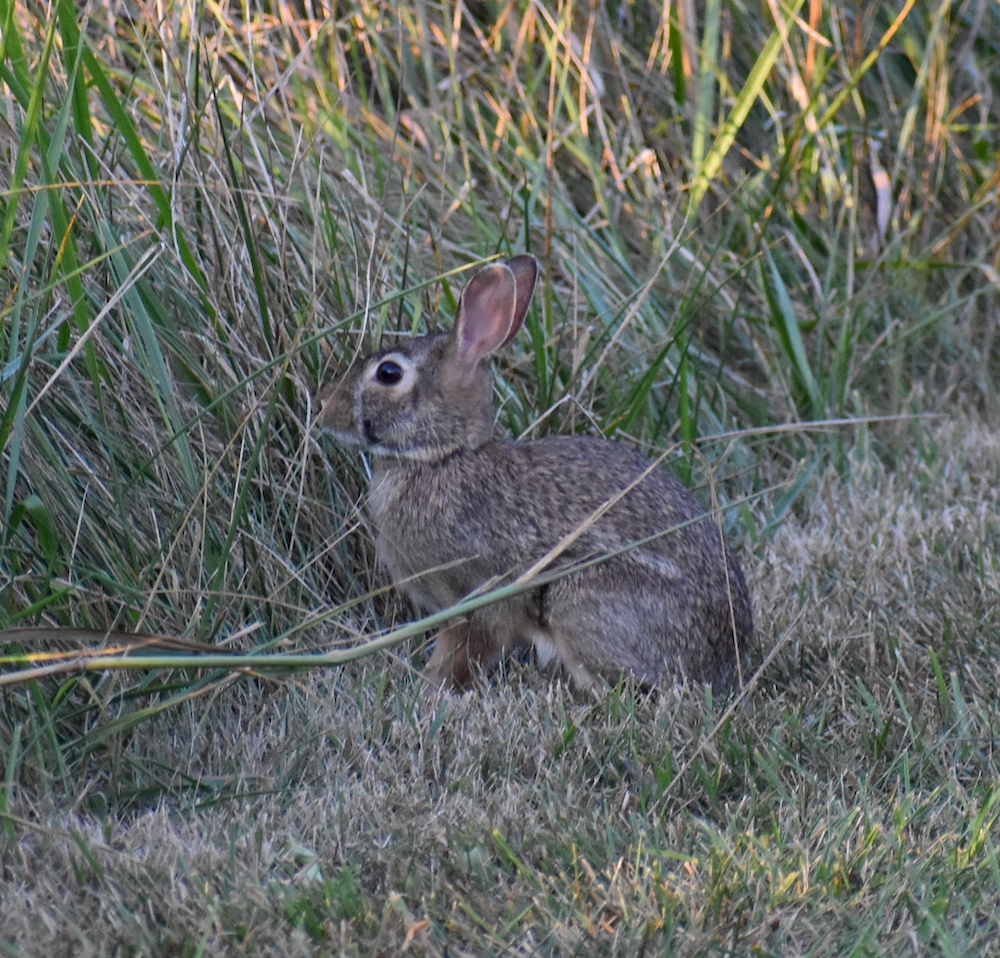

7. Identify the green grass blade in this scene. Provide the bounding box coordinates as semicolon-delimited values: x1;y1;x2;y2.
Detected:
689;0;807;213
764;247;823;419
78;43;207;298
0;9;55;271
689;0;721;178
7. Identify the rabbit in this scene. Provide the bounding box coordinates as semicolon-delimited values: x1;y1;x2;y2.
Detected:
320;254;753;693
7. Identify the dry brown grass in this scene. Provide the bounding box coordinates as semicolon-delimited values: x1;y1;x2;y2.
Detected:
4;415;1000;956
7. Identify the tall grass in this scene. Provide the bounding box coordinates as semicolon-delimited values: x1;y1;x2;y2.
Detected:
1;0;999;951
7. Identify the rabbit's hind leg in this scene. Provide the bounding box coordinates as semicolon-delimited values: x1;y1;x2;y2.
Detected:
527;624;602;692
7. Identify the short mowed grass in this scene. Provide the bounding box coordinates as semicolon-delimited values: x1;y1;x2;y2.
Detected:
2;0;1000;954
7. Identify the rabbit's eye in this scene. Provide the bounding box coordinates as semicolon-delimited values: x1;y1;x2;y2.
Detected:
375;360;404;385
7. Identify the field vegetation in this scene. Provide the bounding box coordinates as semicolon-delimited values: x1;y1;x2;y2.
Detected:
1;0;999;953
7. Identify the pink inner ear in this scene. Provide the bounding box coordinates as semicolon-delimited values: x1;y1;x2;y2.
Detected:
455;264;517;368
501;255;538;347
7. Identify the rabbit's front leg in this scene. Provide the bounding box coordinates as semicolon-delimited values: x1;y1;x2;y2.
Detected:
422;617;505;690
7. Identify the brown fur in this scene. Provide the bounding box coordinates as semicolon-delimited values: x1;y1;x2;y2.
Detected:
321;256;752;691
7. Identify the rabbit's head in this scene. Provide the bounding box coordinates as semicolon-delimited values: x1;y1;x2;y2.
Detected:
321;255;537;461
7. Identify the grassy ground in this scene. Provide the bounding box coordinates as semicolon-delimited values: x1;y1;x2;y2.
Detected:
2;0;1000;954
3;416;1000;955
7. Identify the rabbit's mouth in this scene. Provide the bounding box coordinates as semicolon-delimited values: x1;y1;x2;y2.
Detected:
322;424;364;449
360;420;406;457
361;423;443;460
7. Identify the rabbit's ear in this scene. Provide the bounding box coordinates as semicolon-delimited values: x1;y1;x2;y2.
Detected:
501;255;538;347
454;264;518;371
